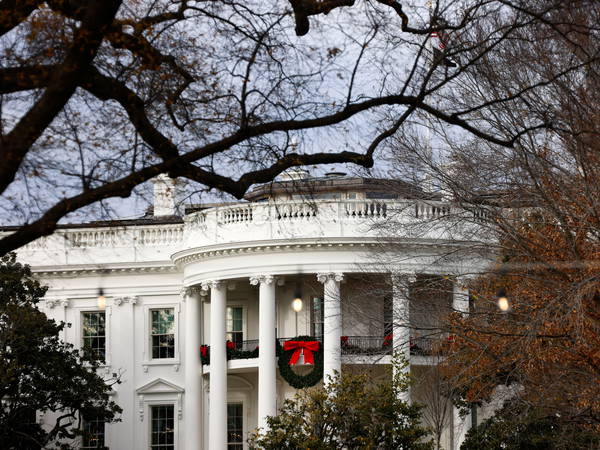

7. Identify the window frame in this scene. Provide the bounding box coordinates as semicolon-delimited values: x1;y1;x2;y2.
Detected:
150;308;177;360
149;404;176;450
81;311;107;363
73;305;112;369
226;386;251;450
225;305;246;348
136;378;183;450
143;303;181;369
226;401;244;450
80;413;107;450
310;297;324;339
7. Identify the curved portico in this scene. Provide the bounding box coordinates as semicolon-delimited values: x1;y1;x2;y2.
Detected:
173;196;488;450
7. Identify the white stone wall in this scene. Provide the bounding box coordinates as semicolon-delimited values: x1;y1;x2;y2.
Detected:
7;197;494;449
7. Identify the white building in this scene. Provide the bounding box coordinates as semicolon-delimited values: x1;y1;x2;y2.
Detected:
11;172;491;450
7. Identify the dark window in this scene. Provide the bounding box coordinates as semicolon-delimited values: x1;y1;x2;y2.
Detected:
227;403;243;450
14;408;41;450
311;297;324;339
82;312;106;362
366;191;397;199
226;307;243;348
152;309;175;359
151;405;175;450
81;414;106;449
383;296;393;336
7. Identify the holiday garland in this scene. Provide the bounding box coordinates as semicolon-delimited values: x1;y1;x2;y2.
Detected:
200;336;324;388
200;341;260;366
278;335;323;389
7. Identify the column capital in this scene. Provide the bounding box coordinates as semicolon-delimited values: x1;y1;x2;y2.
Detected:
391;271;417;284
113;295;138;306
316;272;344;284
46;298;69;309
453;274;474;285
200;280;223;292
180;286;204;301
249;274;275;286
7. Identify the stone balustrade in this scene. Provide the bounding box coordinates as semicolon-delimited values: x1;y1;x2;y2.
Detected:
183;199;489;248
8;199;490;267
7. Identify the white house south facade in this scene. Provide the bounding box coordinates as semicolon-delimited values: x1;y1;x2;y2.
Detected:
8;173;493;450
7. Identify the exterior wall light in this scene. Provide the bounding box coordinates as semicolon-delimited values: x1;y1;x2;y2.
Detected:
497;289;509;312
292;297;303;313
97;288;107;310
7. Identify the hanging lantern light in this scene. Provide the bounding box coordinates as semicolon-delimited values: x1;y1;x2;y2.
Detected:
97;288;107;311
497;288;509;312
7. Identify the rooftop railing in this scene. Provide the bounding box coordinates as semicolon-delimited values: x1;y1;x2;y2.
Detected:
14;198;491;254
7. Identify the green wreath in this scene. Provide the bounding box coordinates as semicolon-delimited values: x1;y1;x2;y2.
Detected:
278;335;323;389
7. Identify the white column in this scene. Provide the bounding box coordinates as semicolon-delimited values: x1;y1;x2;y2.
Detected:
111;296;137;450
250;275;277;432
392;272;416;402
452;276;470;449
453;406;470;450
205;280;227;450
453;276;470;315
183;287;203;449
317;272;344;383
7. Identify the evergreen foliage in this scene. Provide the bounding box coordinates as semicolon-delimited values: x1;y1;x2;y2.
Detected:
249;362;432;450
0;253;121;449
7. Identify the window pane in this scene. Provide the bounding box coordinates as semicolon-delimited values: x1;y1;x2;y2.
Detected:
383;296;393;336
151;405;174;450
152;309;174;334
151;309;175;359
82;312;106;362
226;307;243;343
227;403;243;449
311;298;324;339
81;414;105;449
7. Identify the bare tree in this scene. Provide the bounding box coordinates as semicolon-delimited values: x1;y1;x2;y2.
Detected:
372;0;600;429
1;0;593;255
414;364;456;450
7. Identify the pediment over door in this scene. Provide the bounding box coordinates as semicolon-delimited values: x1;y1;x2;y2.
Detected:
136;378;185;394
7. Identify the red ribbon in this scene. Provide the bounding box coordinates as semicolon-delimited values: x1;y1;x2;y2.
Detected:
283;340;320;365
226;340;235;350
383;333;393;346
200;345;208;357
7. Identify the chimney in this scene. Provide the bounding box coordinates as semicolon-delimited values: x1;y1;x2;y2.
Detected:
152;174;183;216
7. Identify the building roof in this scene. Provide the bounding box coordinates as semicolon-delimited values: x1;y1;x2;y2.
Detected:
244;175;438;201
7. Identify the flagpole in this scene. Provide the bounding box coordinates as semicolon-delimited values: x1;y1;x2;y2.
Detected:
423;0;434;190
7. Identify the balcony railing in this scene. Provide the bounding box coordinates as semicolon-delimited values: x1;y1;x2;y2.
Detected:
341;336;440;357
223;336;444;361
235;339;259;352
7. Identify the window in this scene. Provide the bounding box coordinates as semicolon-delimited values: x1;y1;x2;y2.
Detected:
311;297;324;339
81;414;106;450
227;403;243;450
151;405;174;450
13;408;39;450
151;309;175;359
383;296;393;336
82;312;106;362
226;307;243;348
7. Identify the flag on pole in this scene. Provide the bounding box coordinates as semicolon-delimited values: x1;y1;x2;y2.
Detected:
431;28;457;68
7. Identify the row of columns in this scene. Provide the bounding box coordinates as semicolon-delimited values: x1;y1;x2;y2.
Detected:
183;272;470;450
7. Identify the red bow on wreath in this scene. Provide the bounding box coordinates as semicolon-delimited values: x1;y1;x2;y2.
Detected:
200;345;208;357
283;340;320;365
